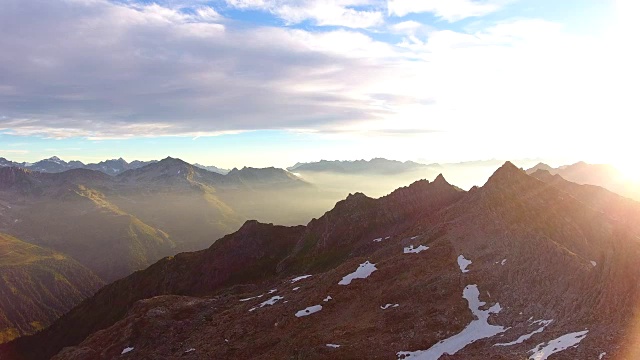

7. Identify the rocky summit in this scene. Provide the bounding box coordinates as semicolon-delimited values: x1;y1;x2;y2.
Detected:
3;162;640;360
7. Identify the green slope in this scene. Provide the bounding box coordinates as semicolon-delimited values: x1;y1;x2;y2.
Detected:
0;233;104;344
10;185;178;282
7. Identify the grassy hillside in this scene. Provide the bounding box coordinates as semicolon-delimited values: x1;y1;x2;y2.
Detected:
9;185;178;282
0;233;104;344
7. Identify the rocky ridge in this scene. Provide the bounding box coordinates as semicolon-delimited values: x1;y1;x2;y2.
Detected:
3;162;640;359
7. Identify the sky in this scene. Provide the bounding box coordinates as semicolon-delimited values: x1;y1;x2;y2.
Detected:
0;0;639;170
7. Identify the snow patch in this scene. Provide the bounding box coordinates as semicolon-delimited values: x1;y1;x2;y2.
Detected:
239;294;263;302
528;330;588;360
410;236;420;240
397;284;505;360
290;275;312;283
501;259;507;266
599;352;606;359
323;295;332;302
495;319;553;347
293;287;300;291
249;296;284;312
326;344;341;348
458;255;472;273
591;261;597;267
121;347;134;354
404;245;429;254
338;261;377;285
184;348;195;353
381;303;399;310
373;237;383;242
295;305;322;317
268;289;277;294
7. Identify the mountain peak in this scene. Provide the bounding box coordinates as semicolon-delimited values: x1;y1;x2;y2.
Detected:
483;161;529;188
526;162;554;174
45;156;62;162
433;173;449;186
157;157;188;166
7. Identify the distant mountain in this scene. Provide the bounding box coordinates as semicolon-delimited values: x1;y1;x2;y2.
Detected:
26;156;84;173
0;158;20;168
0;158;317;282
193;163;230;175
0;233;104;344
6;162;640;359
0;166;179;282
84;158;156;176
0;156;157;176
288;158;431;174
223;167;308;189
526;161;640;201
526;162;554;173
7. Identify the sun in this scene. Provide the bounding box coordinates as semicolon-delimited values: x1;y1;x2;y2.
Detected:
613;161;640;182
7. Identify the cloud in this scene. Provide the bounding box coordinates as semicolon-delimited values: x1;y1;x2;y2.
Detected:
0;0;636;151
225;0;385;28
0;0;398;139
387;0;511;21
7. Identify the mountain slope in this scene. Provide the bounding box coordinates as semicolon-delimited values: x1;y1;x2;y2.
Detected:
0;233;104;344
32;163;640;360
0;175;464;360
526;161;640;201
0;159;313;280
16;163;640;359
5;180;178;282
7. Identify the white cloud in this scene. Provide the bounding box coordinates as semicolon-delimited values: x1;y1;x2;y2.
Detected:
387;0;510;21
389;20;429;36
1;0;637;168
226;0;384;28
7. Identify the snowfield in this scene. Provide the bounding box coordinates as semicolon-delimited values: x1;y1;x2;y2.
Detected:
290;275;312;283
338;261;377;285
249;296;284;312
528;330;588;360
397;284;505;360
295;305;322;317
458;255;472;273
381;304;399;310
495;319;553;347
404;245;429;254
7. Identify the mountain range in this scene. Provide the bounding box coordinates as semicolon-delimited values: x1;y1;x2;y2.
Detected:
0;157;232;176
288;158;432;174
0;157;157;176
3;162;640;359
526;161;640;201
0;157;315;282
0;157;327;346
